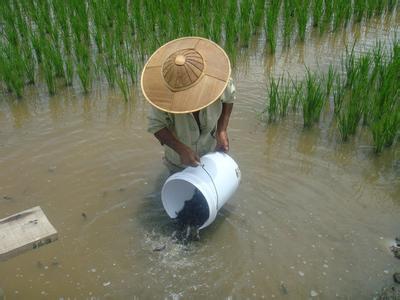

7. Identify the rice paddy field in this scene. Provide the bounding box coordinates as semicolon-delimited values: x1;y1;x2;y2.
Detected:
0;0;399;299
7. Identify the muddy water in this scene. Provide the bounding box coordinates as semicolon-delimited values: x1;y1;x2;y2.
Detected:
1;14;399;299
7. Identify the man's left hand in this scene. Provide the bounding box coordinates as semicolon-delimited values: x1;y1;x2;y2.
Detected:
215;130;229;152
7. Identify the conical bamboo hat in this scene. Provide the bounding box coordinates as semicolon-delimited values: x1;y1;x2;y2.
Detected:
141;37;231;114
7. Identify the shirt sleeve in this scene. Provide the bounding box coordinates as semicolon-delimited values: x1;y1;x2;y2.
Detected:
220;78;236;104
147;106;172;134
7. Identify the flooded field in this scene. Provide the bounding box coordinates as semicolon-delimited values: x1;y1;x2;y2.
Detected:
1;13;400;300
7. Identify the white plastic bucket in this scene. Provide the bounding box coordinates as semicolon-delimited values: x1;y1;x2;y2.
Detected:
161;152;241;229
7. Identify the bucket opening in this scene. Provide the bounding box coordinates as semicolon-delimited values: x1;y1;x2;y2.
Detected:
162;178;210;227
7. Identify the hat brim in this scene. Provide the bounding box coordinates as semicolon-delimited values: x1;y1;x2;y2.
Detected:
141;37;231;114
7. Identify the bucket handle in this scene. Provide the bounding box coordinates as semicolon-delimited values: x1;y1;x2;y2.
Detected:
200;164;219;211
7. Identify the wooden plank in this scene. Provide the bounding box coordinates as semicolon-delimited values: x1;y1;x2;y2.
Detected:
0;206;58;261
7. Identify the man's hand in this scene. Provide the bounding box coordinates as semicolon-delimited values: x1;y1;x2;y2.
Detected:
177;144;201;167
215;130;229;152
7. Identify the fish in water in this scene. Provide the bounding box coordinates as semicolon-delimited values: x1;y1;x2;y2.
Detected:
174;189;209;243
152;244;166;252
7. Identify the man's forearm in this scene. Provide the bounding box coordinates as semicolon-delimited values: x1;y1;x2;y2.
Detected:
154;127;187;154
154;127;200;166
217;103;233;133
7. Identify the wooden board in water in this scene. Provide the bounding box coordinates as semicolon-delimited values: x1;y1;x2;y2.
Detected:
0;206;58;261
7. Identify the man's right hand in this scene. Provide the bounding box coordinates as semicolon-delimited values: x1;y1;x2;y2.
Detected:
177;144;200;167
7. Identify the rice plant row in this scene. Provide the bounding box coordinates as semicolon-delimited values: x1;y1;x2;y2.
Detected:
0;0;398;99
263;41;399;153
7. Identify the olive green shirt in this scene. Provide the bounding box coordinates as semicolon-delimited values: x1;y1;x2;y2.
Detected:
148;79;236;169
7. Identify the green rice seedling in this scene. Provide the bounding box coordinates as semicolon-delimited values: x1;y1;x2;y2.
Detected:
131;0;144;36
202;2;213;39
343;45;356;88
369;42;400;151
371;42;384;81
30;31;43;64
13;1;30;45
101;34;117;88
354;54;372;125
337;55;369;140
91;0;106;53
354;0;366;22
0;52;9;92
211;13;223;43
337;101;362;141
375;0;387;16
225;0;238;51
20;43;36;85
294;0;309;41
302;70;325;127
265;0;281;52
113;2;128;46
38;0;52;34
53;42;65;79
42;61;56;96
279;79;292;117
371;108;399;153
23;60;36;86
333;75;345;116
337;49;371;138
337;93;363;141
101;55;117;89
253;0;265;32
290;78;303;112
387;0;397;11
41;42;57;96
283;0;295;45
366;0;377;18
312;0;324;27
266;76;280;122
75;41;91;94
0;45;25;97
116;69;130;102
333;0;351;31
0;2;19;48
324;64;335;96
157;1;170;42
116;41;137;85
53;0;68;31
343;0;353;26
239;0;252;47
144;0;158;34
70;0;90;44
180;1;193;37
37;27;64;81
210;1;224;42
127;4;136;38
322;0;333;32
125;51;138;84
337;110;352;141
64;55;74;87
333;0;344;31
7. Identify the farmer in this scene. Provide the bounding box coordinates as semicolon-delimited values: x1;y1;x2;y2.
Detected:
141;37;236;173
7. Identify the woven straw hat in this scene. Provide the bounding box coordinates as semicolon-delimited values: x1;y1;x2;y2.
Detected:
141;37;231;114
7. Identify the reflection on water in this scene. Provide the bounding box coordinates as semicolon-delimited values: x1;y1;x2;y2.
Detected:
0;12;399;299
